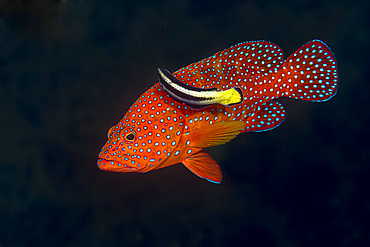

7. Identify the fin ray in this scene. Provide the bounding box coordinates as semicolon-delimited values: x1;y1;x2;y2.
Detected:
182;151;222;183
188;121;246;148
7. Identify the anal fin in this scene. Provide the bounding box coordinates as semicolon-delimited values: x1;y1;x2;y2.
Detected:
241;101;286;133
182;151;222;183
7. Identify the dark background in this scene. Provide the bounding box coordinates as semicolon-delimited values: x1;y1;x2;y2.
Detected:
0;0;369;246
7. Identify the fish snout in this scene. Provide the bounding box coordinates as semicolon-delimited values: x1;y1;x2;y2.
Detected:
97;158;138;172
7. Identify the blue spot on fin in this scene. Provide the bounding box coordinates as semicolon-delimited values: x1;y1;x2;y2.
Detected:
241;101;286;133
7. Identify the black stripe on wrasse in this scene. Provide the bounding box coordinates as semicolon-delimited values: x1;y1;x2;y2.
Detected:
159;76;216;103
158;68;217;93
160;85;217;109
158;68;219;108
157;68;243;109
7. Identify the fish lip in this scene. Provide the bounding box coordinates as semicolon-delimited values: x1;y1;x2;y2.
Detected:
97;158;138;172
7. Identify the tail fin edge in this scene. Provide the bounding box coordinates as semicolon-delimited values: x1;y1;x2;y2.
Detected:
278;40;339;102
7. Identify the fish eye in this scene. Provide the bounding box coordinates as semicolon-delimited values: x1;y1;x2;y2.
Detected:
125;132;136;143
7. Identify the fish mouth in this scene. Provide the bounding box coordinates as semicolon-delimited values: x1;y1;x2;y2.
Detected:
97;158;138;172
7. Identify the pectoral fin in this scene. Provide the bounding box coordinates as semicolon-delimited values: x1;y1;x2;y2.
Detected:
182;151;222;183
188;121;246;148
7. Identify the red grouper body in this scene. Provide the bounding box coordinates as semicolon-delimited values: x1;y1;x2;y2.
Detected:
97;40;338;183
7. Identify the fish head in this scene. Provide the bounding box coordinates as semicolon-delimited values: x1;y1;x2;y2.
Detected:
97;86;185;173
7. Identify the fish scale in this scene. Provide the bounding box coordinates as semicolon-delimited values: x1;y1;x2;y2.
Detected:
97;39;338;183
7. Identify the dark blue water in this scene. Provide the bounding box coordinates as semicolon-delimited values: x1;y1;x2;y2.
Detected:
0;0;369;246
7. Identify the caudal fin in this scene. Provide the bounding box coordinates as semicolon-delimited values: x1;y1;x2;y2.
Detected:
278;40;338;102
